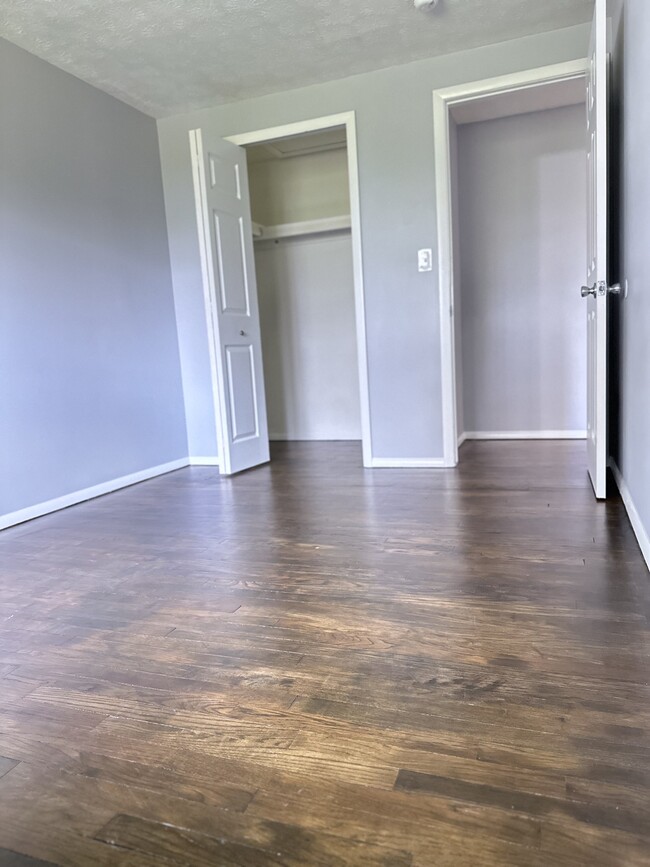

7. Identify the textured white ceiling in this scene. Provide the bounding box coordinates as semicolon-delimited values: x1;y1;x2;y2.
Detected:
1;0;593;117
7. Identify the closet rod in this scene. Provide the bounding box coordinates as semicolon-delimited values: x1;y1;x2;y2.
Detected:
253;215;351;242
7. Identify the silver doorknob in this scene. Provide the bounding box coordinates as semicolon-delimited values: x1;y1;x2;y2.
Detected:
581;282;621;298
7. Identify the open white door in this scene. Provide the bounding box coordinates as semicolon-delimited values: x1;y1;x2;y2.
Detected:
190;129;270;475
583;0;617;500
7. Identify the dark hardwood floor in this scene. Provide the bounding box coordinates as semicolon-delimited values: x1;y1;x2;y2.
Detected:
0;441;649;866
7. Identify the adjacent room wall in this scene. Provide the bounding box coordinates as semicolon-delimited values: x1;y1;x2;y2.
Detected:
609;0;650;568
456;104;587;437
0;38;188;521
248;149;350;226
157;24;590;462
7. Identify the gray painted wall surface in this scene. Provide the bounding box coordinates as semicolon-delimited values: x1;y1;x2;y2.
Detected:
609;0;650;556
250;148;360;441
256;233;361;441
157;24;590;461
456;105;587;435
248;149;350;226
0;38;187;516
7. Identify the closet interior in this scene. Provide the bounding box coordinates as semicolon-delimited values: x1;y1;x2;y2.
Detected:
245;128;362;443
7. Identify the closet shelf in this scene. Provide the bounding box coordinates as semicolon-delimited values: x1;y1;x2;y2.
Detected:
252;215;351;241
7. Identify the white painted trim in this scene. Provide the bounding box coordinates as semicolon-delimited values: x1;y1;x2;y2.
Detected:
225;113;356;147
189;456;220;466
342;115;373;469
434;59;589;109
225;112;373;468
253;215;351;241
610;461;650;572
463;431;587;441
370;457;447;469
0;459;189;532
458;432;468;448
433;60;590;470
434;85;458;469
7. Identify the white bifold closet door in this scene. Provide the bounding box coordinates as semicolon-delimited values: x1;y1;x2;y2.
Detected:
190;129;270;476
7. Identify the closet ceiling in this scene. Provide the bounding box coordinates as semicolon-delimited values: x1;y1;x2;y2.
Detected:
1;0;594;117
246;129;347;164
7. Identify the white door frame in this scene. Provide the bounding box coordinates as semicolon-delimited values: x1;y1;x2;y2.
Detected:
225;112;373;467
433;60;589;468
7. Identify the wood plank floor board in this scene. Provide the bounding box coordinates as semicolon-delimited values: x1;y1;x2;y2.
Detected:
394;768;649;836
94;812;415;867
0;848;59;867
0;758;20;780
0;441;648;865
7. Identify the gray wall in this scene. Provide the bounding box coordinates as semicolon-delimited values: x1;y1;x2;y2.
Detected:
250;147;361;441
456;105;587;435
609;0;650;557
157;24;590;461
0;38;187;516
256;233;361;441
248;148;350;226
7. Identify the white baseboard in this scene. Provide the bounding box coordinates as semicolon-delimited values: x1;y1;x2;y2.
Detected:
370;457;447;469
609;460;650;572
0;458;190;532
189;456;220;466
462;431;587;441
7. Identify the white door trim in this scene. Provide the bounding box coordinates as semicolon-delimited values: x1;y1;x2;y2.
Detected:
370;457;447;469
0;459;189;532
433;60;590;468
225;112;373;467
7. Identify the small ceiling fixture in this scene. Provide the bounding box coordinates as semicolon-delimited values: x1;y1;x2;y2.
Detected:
413;0;439;10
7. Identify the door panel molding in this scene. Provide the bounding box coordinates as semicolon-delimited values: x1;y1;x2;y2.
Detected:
225;344;260;442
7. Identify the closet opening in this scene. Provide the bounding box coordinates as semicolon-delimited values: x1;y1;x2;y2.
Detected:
433;63;592;468
229;119;371;460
